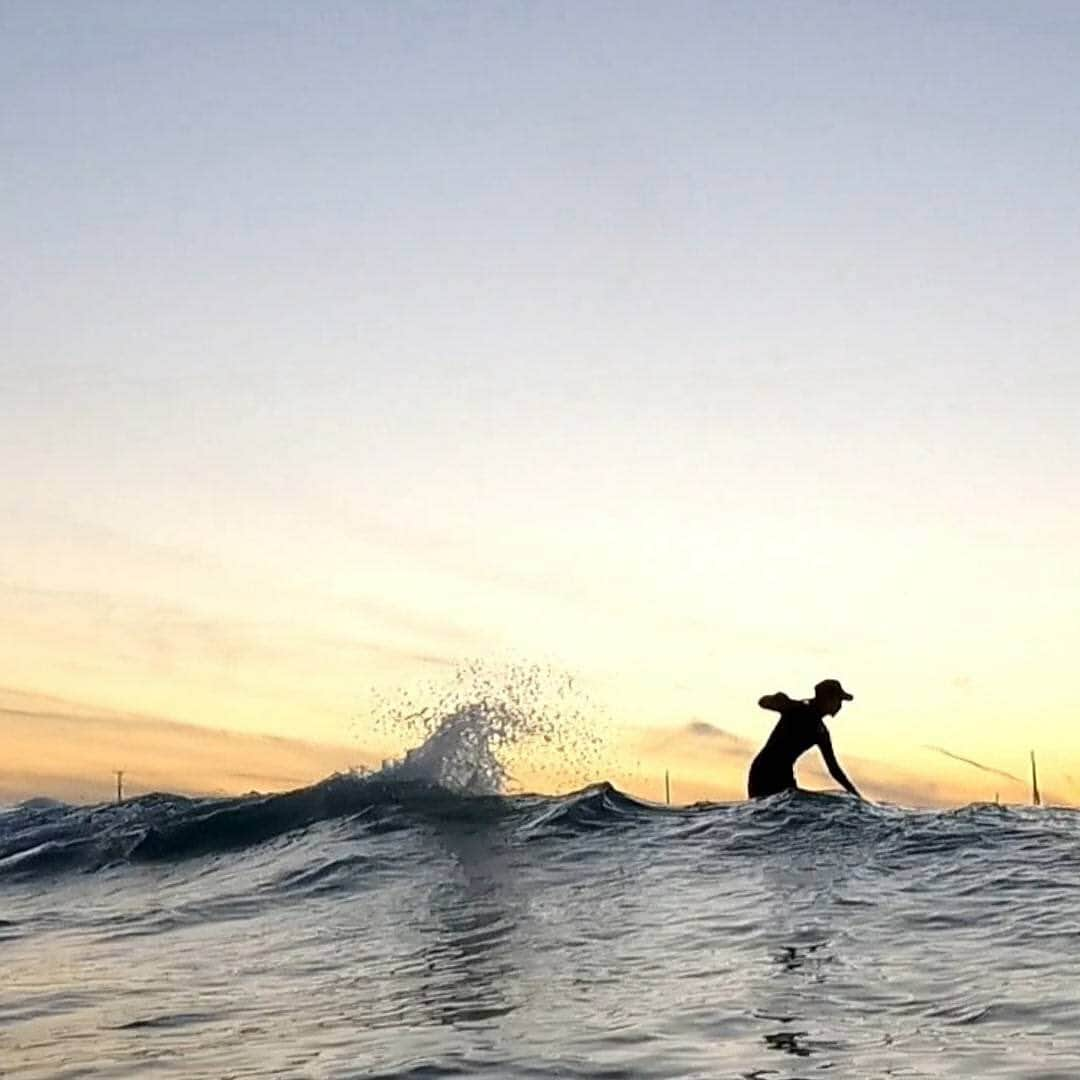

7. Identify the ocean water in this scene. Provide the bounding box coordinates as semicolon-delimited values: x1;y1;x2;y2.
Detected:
3;707;1080;1078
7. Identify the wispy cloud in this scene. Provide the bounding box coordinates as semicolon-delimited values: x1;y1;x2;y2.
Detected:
923;745;1024;784
684;720;751;744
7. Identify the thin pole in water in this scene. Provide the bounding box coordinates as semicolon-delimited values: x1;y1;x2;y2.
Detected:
1030;751;1041;807
115;770;124;805
665;769;671;806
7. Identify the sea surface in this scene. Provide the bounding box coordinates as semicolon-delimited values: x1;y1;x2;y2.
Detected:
3;709;1080;1079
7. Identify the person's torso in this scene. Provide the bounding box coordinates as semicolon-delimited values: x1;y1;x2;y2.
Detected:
756;703;825;767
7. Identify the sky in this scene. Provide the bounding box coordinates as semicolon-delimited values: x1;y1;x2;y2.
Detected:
3;2;1080;805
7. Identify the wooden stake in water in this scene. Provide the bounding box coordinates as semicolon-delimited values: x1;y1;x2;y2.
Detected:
115;770;124;805
1030;751;1041;807
665;769;671;806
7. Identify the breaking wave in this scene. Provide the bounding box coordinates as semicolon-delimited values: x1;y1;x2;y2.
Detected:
1;779;1075;885
3;682;1077;883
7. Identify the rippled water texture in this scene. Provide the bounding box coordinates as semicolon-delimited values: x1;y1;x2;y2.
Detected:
4;773;1080;1079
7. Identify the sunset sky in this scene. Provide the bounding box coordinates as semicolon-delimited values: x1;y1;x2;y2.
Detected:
4;3;1080;805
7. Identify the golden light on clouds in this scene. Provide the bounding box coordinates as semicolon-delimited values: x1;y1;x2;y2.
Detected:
3;500;1080;809
0;686;374;805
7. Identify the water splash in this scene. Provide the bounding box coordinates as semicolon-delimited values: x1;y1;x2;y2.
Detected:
381;702;517;794
365;661;609;795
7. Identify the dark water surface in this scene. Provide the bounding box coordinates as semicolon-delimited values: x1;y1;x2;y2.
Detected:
3;778;1079;1078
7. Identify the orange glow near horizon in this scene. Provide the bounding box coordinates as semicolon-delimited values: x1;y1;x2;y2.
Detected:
4;493;1080;809
1;665;1070;810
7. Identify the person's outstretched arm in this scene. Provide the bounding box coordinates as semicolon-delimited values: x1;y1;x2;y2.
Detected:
817;726;862;798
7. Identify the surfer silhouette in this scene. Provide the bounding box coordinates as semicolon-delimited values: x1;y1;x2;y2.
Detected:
747;678;863;799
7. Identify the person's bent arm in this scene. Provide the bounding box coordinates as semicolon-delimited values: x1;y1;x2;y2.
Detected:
818;728;862;798
758;692;794;712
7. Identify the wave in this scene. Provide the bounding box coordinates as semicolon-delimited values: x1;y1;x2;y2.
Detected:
1;775;1072;884
517;781;659;836
2;698;1073;884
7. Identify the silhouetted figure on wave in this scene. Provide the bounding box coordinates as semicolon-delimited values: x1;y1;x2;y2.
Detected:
747;678;863;799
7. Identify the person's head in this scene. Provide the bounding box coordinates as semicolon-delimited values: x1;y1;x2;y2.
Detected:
813;678;854;717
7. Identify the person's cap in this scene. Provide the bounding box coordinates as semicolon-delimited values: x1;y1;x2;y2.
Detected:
815;678;854;702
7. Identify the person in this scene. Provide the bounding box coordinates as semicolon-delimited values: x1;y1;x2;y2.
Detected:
747;678;863;799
